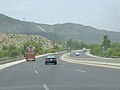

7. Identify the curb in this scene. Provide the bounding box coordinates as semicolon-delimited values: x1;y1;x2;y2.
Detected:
0;59;26;70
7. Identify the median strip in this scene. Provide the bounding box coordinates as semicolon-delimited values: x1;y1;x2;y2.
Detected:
61;53;120;70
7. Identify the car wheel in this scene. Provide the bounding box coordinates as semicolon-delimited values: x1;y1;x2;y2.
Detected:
54;61;57;65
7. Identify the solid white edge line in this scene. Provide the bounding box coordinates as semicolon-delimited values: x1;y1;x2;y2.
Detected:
43;84;49;90
0;60;25;70
75;69;86;73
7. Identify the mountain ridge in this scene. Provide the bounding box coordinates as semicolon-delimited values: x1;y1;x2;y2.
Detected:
0;14;120;44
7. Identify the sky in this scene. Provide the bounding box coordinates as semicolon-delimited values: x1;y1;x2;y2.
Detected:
0;0;120;32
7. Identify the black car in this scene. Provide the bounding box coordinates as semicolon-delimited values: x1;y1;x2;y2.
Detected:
44;55;57;65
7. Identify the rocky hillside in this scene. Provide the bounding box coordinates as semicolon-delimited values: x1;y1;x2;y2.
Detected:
0;32;62;50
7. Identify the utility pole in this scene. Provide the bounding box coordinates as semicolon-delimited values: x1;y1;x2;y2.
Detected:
102;46;106;57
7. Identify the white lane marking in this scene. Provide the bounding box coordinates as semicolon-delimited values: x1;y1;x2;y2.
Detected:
34;66;35;68
35;70;38;74
0;86;43;89
75;69;86;73
43;84;49;90
0;60;25;70
60;65;65;68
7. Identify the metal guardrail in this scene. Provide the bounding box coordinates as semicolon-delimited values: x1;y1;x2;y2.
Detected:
108;56;120;58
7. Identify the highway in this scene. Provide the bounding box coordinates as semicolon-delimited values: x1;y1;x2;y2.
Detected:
0;52;120;90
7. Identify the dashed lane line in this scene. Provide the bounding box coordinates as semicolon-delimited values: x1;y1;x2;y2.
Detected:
35;70;38;74
43;84;49;90
75;69;87;73
60;65;65;68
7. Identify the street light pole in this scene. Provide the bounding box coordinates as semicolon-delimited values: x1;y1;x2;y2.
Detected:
102;46;106;57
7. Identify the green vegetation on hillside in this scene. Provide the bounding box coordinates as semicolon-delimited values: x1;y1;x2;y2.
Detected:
0;32;65;60
0;44;22;58
0;40;64;59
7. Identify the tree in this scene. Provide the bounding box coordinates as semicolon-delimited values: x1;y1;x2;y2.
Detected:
90;44;102;56
2;45;8;50
0;50;9;58
8;44;17;51
67;39;89;50
67;39;74;49
102;35;111;49
9;50;19;58
80;41;89;49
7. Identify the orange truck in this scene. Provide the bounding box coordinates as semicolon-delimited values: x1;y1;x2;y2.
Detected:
25;46;35;61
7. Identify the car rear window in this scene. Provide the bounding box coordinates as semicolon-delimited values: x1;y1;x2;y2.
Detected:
47;56;55;58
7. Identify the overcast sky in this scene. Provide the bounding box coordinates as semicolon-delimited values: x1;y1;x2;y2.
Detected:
0;0;120;32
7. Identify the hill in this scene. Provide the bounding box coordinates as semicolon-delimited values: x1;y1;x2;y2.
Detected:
47;23;120;43
0;32;62;50
0;14;120;44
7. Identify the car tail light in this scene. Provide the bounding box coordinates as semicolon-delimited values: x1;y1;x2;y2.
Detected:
53;58;56;60
46;58;49;60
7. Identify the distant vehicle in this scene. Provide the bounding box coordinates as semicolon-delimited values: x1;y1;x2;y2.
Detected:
55;52;58;55
75;52;80;56
83;47;86;52
44;55;57;65
25;46;35;61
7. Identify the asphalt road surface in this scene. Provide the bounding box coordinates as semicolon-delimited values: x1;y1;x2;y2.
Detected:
0;53;120;90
